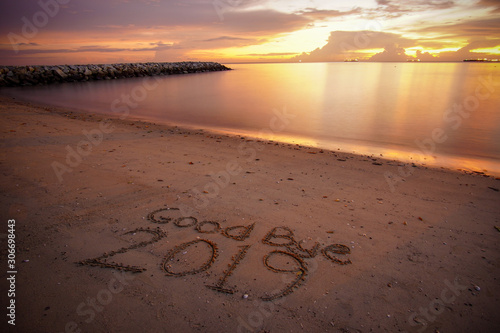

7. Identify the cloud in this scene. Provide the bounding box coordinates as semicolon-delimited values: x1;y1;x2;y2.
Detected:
0;43;177;56
292;30;414;62
245;52;297;56
0;1;311;64
0;0;498;65
220;9;309;34
369;43;409;61
376;0;456;10
297;7;362;20
0;0;218;33
367;0;456;19
436;40;500;61
416;17;500;38
202;36;253;42
413;17;500;59
416;49;436;61
368;36;500;61
0;1;307;36
292;27;499;62
15;42;39;47
478;0;500;12
196;35;264;49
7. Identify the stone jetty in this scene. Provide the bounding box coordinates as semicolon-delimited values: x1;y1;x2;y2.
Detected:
0;62;231;87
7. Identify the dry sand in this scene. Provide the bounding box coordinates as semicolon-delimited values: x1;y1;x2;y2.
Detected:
0;95;499;333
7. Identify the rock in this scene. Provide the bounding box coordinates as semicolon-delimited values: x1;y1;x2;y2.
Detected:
0;62;231;87
53;68;67;79
6;76;20;85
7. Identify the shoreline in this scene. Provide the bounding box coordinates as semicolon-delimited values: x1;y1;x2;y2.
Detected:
2;91;499;180
1;95;499;332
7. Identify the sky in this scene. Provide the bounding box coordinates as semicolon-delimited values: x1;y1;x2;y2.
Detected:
0;0;499;65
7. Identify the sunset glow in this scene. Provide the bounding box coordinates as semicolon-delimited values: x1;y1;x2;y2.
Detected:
1;0;499;65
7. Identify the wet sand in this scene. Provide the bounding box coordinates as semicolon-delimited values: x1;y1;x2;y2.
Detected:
0;95;499;332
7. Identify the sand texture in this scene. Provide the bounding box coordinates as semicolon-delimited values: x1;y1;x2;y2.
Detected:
0;96;499;333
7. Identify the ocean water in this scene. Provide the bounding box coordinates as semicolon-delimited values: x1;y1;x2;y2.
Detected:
2;62;500;174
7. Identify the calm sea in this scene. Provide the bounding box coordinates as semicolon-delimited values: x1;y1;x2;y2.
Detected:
2;62;500;174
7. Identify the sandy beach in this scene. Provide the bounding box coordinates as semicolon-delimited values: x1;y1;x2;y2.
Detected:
1;95;499;333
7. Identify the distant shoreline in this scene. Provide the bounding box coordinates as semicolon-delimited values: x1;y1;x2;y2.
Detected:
0;62;231;88
222;60;500;65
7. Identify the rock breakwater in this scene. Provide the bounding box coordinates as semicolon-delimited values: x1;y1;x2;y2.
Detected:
0;62;231;87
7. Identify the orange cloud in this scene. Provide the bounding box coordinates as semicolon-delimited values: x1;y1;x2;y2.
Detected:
0;0;499;65
291;31;414;62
